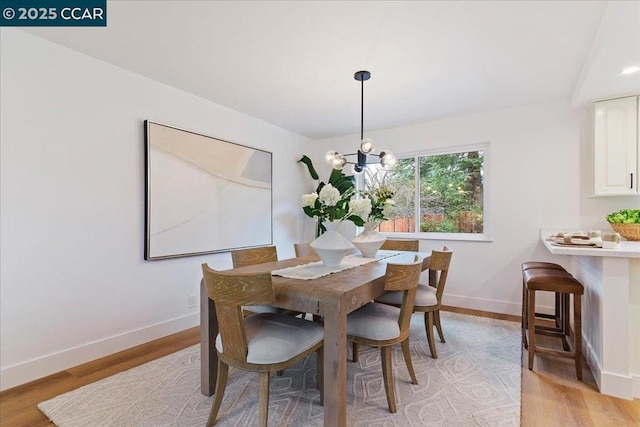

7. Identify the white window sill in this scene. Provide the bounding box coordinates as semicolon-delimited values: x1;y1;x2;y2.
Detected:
381;232;493;242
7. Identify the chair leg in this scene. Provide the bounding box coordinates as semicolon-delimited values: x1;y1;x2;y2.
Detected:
352;341;359;363
522;277;528;349
527;289;536;371
258;371;270;427
434;310;445;343
207;359;229;427
557;293;568;351
317;347;324;405
574;294;583;381
401;338;418;385
522;280;529;349
424;312;438;359
380;346;397;413
554;292;562;328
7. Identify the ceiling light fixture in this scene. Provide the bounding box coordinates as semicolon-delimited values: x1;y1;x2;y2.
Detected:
621;66;640;75
325;71;397;173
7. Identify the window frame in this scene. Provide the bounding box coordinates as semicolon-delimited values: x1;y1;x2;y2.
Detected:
381;142;492;242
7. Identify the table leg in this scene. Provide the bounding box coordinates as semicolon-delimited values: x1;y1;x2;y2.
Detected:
200;278;218;396
322;299;348;427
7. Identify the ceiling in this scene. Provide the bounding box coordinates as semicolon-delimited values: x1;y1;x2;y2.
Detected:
23;1;640;139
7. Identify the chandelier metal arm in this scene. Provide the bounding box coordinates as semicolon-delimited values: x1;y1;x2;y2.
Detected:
325;70;396;172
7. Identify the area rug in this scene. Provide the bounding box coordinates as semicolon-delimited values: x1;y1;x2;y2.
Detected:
38;312;521;426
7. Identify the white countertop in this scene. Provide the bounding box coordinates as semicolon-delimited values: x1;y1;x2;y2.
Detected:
540;229;640;258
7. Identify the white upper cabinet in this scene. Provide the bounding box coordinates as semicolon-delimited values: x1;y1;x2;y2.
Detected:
593;95;639;196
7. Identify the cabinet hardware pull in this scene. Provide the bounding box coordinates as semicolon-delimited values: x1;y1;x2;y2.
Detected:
632;173;634;189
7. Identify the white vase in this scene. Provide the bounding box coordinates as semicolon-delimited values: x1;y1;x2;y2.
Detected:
352;221;386;258
310;221;354;267
321;220;352;236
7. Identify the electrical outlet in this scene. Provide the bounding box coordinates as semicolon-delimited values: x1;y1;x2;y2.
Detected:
188;295;197;309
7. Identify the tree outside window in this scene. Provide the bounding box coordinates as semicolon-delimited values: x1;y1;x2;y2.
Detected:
367;147;486;235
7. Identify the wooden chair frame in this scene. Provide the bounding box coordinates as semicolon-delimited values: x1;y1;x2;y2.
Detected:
380;239;419;252
202;264;324;427
231;246;278;268
352;239;420;360
293;243;320;260
375;247;452;359
347;256;423;413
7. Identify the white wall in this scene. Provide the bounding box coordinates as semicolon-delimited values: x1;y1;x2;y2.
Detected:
2;29;637;392
314;99;633;315
0;29;311;390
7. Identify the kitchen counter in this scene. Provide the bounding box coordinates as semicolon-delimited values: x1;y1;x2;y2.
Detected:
542;237;640;258
540;230;640;400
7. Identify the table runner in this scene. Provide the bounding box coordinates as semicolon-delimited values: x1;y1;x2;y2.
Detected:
272;250;402;280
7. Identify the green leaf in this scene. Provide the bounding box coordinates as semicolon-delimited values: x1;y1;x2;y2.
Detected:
298;155;319;180
328;169;355;194
346;215;365;226
302;206;315;218
606;209;640;224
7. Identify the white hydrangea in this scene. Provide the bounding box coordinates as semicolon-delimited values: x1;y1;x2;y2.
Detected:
319;184;341;206
382;199;395;217
350;197;372;220
302;192;318;208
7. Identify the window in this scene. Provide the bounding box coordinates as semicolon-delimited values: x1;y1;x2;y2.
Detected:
367;143;489;240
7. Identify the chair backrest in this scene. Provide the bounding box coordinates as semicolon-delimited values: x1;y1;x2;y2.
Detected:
293;243;319;259
384;255;423;333
201;263;274;361
231;246;278;268
430;246;453;302
381;239;419;252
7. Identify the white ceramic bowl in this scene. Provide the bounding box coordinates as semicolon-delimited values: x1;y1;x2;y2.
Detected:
310;230;354;267
352;239;385;258
312;247;353;267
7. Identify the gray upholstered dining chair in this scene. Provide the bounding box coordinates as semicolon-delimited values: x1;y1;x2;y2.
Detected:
346;255;423;413
231;246;289;316
376;247;453;358
201;264;324;426
352;238;420;362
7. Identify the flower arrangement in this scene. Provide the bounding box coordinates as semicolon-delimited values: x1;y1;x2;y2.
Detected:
298;155;397;234
299;155;367;235
301;184;362;224
362;184;395;223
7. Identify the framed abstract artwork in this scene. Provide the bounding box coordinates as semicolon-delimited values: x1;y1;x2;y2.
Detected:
144;121;272;260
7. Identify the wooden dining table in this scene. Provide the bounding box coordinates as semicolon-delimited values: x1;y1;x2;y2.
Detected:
200;251;431;427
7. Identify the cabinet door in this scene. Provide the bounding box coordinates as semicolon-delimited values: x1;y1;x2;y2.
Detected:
593;96;638;196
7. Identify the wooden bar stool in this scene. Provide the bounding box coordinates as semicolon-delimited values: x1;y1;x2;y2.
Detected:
523;268;584;380
521;262;568;347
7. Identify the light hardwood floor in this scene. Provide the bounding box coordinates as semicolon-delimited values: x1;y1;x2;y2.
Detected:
1;306;638;426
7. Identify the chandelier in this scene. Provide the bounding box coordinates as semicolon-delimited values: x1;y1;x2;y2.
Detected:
325;70;397;173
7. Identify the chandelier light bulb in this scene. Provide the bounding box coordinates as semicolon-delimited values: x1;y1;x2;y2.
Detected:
380;150;397;170
360;138;374;154
325;150;338;165
331;153;347;170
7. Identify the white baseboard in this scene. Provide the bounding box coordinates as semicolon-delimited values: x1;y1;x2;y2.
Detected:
582;328;637;400
0;312;199;391
582;333;602;391
600;371;635;400
442;293;526;317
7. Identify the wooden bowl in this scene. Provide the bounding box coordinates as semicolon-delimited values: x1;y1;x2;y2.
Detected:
609;223;640;241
